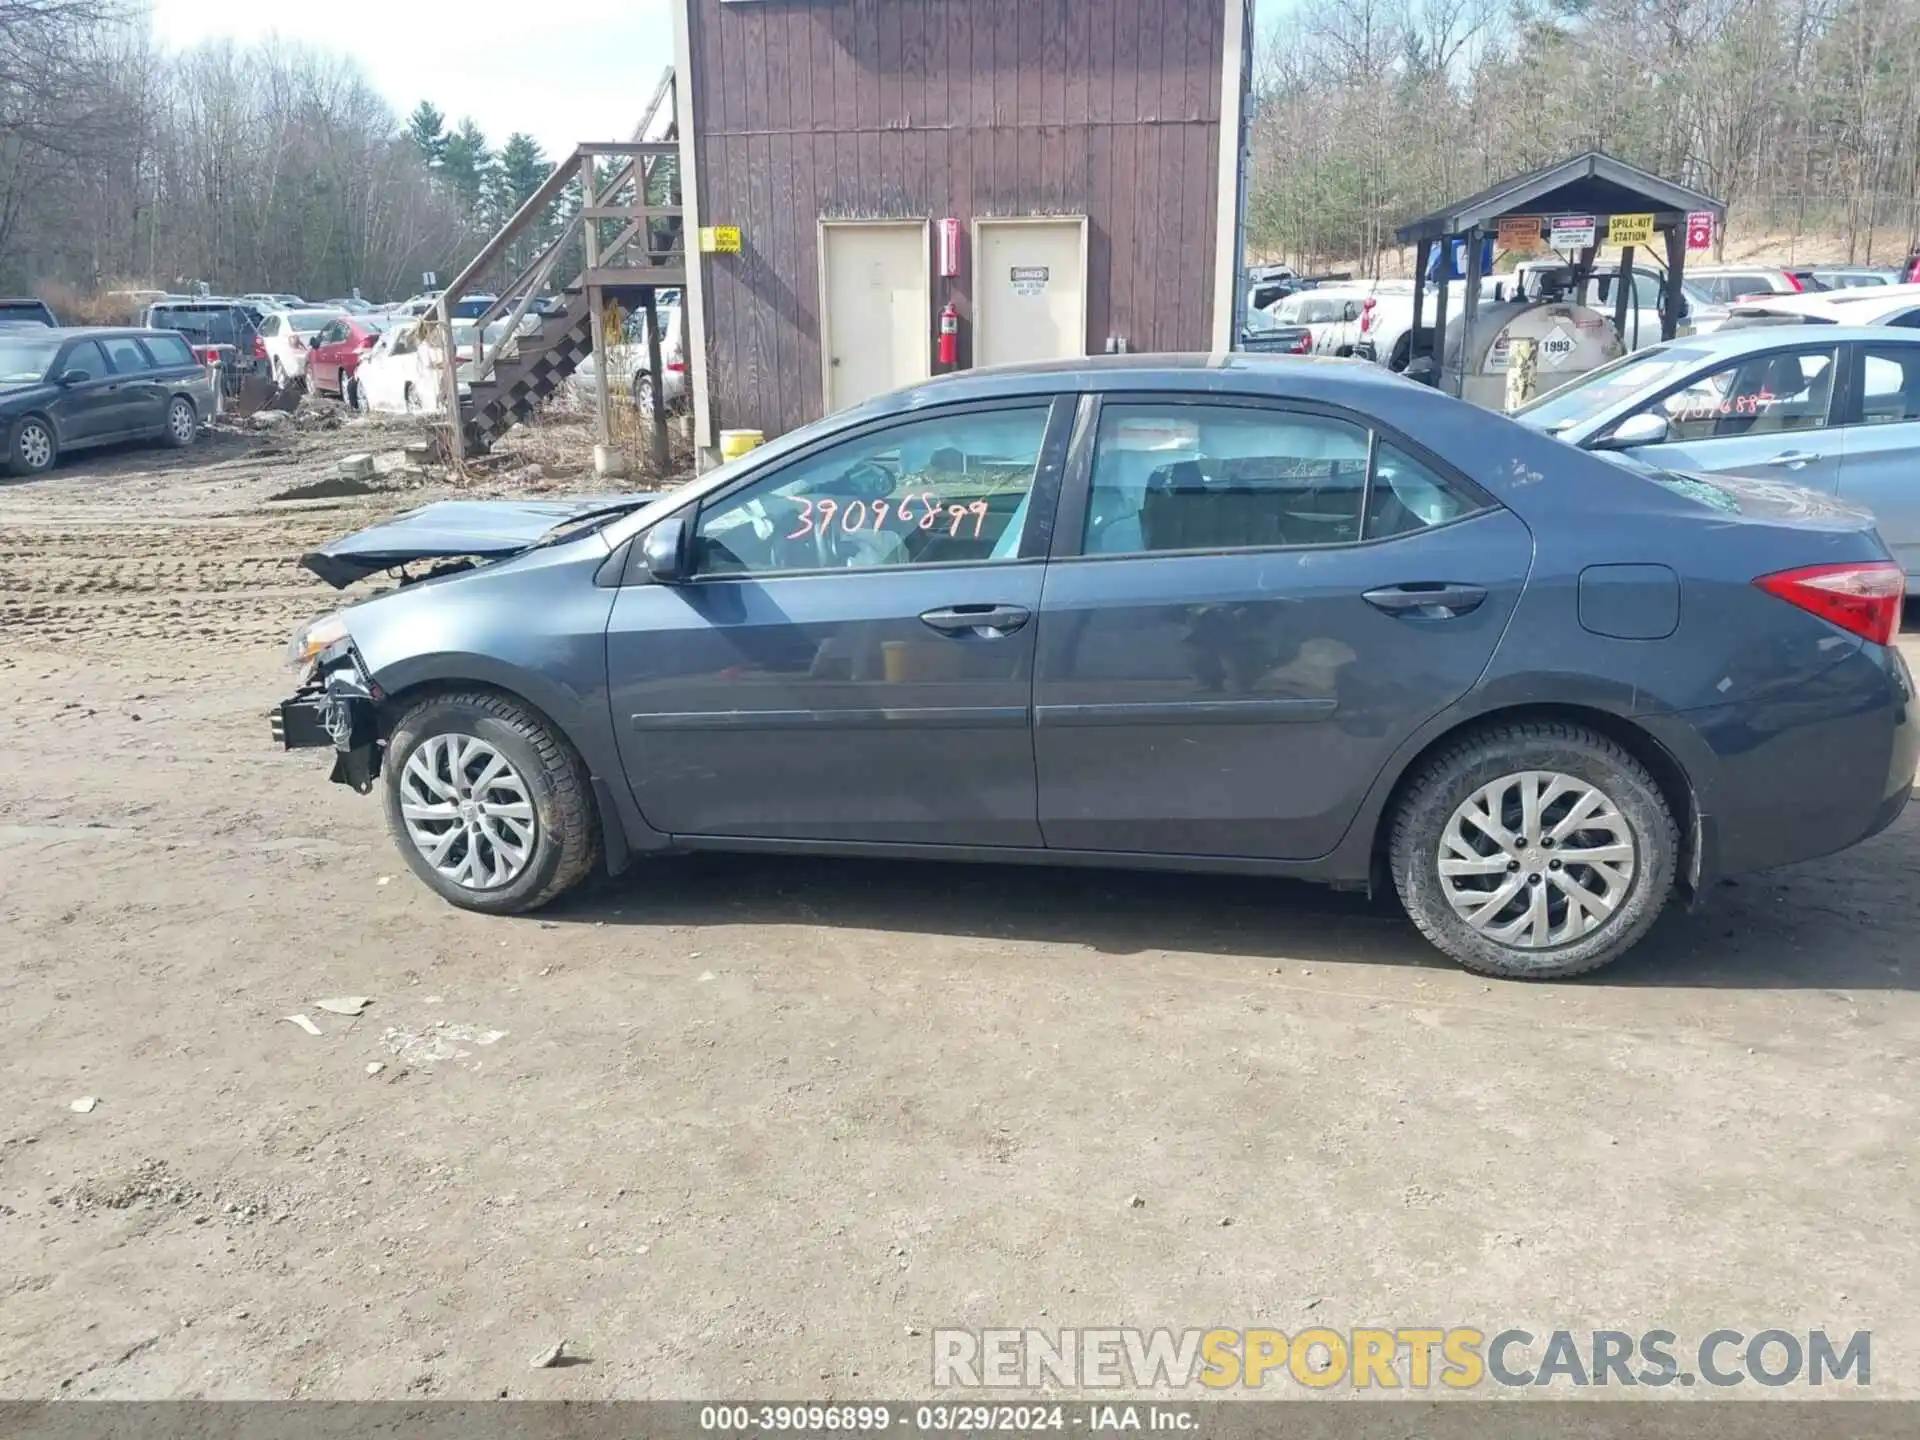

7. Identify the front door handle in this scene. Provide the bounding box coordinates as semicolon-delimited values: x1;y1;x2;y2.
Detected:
920;604;1031;636
1363;582;1488;619
1766;449;1821;467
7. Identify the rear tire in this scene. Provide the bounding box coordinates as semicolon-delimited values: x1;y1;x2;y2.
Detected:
162;396;197;449
383;691;599;916
1389;720;1677;980
6;415;57;476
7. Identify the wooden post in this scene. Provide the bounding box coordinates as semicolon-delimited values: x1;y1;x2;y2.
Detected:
1457;227;1483;400
643;286;668;474
581;152;615;464
1662;224;1686;340
1408;239;1429;368
435;296;463;463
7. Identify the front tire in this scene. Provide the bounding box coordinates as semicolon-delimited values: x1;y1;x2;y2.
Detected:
1389;720;1677;980
6;415;57;476
383;691;599;915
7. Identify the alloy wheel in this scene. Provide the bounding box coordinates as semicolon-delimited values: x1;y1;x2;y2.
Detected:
18;421;52;470
1436;770;1636;949
398;733;537;890
169;400;194;442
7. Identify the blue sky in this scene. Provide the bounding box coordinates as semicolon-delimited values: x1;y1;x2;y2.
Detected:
150;0;678;160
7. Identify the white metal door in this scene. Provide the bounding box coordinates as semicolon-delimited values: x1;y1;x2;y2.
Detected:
820;221;931;412
973;217;1088;369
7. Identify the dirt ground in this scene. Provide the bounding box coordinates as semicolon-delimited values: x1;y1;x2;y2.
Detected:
4;416;1920;1401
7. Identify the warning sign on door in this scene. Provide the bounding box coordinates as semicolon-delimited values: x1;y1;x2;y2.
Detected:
1010;266;1050;297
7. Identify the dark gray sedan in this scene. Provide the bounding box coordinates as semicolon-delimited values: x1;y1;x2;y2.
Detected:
275;355;1917;979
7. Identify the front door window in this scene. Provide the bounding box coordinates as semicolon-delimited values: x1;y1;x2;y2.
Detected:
1648;348;1838;441
693;407;1054;576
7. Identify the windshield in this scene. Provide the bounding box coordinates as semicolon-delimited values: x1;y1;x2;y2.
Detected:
1514;347;1711;433
0;334;60;385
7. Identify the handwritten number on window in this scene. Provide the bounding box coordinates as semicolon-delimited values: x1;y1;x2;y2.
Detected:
785;497;813;539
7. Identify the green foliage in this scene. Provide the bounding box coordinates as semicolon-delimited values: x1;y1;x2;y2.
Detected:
439;118;493;215
405;101;447;169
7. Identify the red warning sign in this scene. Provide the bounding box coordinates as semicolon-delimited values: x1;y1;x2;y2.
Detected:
1686;211;1715;251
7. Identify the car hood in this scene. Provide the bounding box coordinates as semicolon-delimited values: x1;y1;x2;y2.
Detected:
300;496;638;588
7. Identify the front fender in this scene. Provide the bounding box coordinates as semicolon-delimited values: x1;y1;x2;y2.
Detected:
344;542;670;859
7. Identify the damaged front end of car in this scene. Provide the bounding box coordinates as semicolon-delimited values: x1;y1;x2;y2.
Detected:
273;624;384;793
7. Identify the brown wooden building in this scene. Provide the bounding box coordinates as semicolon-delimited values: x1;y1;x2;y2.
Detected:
670;0;1252;445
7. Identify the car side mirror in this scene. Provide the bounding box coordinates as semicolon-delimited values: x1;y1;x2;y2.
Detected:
641;516;693;584
1593;411;1671;450
58;368;89;386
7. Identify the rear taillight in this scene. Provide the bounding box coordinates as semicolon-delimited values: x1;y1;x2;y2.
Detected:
357;333;378;349
1755;561;1904;646
666;359;685;373
252;336;267;359
1360;297;1377;334
1289;332;1311;355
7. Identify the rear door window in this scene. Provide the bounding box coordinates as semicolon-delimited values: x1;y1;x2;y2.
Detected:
100;336;151;374
1080;403;1480;556
1855;346;1920;425
142;333;197;368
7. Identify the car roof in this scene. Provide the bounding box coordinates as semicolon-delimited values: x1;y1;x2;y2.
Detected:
21;327;191;345
842;353;1418;421
1728;284;1920;319
1644;324;1920;359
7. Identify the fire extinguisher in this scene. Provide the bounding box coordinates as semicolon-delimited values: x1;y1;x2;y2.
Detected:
938;301;958;369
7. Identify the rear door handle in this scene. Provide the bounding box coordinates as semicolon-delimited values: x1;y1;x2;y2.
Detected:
1766;449;1821;467
920;604;1031;636
1363;582;1488;619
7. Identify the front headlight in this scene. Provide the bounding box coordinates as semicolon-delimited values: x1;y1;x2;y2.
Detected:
286;612;350;672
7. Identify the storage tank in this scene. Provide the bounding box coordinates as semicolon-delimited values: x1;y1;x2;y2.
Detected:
1441;300;1626;410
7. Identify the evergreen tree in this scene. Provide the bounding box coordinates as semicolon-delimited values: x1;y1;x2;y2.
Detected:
404;101;447;170
439;118;493;215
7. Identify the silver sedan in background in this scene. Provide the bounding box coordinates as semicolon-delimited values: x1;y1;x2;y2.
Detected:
1515;325;1920;577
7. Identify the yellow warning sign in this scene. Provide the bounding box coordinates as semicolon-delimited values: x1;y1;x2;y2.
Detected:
1606;213;1655;246
699;225;742;254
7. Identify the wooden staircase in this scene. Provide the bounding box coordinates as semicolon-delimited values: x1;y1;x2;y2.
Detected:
433;70;687;462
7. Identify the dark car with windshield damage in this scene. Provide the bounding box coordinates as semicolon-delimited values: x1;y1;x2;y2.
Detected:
2;327;212;476
274;354;1916;980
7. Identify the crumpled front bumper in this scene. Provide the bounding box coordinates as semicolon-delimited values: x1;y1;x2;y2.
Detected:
272;649;383;793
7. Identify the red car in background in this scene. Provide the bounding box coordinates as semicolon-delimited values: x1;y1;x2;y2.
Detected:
306;315;390;404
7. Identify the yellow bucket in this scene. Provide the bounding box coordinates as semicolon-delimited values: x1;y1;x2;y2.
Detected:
719;428;765;461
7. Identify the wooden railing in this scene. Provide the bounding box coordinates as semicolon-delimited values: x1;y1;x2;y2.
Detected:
435;68;687;457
